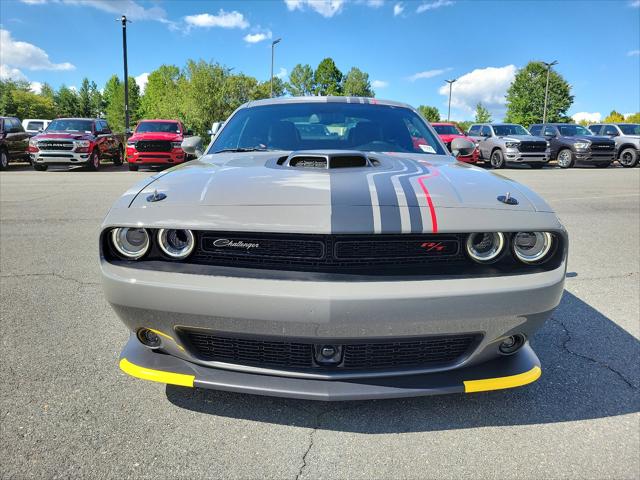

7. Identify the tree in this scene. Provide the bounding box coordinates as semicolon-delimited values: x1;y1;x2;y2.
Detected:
103;75;141;131
505;61;573;126
625;112;640;123
287;64;315;96
55;85;81;117
474;102;492;122
314;58;342;96
40;82;55;101
78;78;93;117
342;67;374;97
455;121;473;134
603;110;625;123
89;81;103;117
140;65;183;120
417;105;441;122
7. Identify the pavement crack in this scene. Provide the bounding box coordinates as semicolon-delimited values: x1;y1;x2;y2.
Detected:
295;408;335;480
0;272;100;286
551;317;637;390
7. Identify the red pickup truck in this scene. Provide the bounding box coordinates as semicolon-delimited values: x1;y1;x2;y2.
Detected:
126;120;189;171
431;122;480;164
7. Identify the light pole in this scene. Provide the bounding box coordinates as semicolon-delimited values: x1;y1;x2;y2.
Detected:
270;38;282;98
542;60;558;124
445;78;456;121
118;15;131;133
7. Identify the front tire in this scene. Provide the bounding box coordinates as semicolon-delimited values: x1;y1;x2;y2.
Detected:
557;149;574;168
0;150;8;170
87;151;100;171
33;164;48;171
490;149;506;169
618;148;638;168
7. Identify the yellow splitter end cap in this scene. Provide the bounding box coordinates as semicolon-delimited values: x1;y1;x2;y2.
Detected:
464;366;541;393
119;358;195;387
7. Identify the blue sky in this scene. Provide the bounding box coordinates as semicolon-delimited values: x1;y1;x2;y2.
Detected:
1;0;639;122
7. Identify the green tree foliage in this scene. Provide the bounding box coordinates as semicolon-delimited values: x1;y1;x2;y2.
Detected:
78;78;93;117
0;80;55;119
417;105;441;122
140;65;183;120
287;64;315;96
603;110;625;123
55;85;81;118
505;61;573;126
625;112;640;123
455;121;473;134
342;67;374;97
474;102;492;122
103;75;141;132
40;82;55;101
314;58;343;96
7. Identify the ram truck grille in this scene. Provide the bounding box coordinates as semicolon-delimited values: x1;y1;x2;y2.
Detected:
590;142;614;151
518;141;547;153
180;330;482;371
135;140;172;152
37;141;74;151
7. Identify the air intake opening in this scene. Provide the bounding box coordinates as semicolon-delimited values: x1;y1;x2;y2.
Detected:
286;150;373;169
289;156;327;168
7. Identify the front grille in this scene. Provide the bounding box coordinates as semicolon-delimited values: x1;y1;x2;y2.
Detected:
38;141;74;151
135;140;172;152
590;142;614;151
518;141;547;153
181;330;481;371
193;232;465;273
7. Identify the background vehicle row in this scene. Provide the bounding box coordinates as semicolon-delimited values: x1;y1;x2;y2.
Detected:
587;123;640;168
0;116;31;170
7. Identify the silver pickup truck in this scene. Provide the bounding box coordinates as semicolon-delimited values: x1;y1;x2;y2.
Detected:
588;123;639;168
467;123;550;169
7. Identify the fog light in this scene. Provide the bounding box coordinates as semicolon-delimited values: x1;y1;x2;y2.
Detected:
499;334;525;355
314;344;343;366
137;328;161;348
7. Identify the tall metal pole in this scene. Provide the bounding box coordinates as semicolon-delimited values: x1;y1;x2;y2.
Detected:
270;38;281;98
542;60;558;124
445;78;457;121
121;15;130;132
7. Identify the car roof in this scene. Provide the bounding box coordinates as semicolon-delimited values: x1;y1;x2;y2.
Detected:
431;122;455;126
137;119;181;123
53;117;98;121
241;96;413;110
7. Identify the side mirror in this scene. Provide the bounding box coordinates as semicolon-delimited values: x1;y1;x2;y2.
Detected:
451;137;476;158
607;132;618;137
181;136;204;158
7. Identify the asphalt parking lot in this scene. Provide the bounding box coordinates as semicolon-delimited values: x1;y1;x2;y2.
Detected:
1;163;639;479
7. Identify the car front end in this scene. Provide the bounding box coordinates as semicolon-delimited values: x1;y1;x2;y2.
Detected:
29;135;94;166
502;137;550;164
126;121;186;169
570;136;616;163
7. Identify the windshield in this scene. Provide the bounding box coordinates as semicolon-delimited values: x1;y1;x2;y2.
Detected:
618;124;640;135
46;119;93;133
26;121;44;130
557;124;592;136
493;124;530;136
432;124;462;135
210;102;446;155
136;121;181;134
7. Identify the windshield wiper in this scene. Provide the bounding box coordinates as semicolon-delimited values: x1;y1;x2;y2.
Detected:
213;147;272;154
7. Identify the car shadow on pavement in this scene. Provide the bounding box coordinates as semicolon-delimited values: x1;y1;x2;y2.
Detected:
166;290;639;432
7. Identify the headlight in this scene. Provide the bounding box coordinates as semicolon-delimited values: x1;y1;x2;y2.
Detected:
74;140;90;148
574;142;590;150
127;140;136;146
466;232;505;263
505;142;519;149
157;229;195;259
512;232;553;264
171;141;182;149
29;138;38;147
111;228;149;259
546;141;550;147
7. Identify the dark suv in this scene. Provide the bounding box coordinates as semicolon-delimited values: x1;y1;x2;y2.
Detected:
529;123;615;168
0;116;30;170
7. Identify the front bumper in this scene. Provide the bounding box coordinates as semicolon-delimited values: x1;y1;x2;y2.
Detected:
505;149;550;163
30;150;90;165
127;149;185;165
575;150;616;162
119;334;542;400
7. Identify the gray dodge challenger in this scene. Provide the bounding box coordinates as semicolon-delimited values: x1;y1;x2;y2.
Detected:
101;97;567;400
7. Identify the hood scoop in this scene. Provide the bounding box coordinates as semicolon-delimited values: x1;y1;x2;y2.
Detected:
285;150;375;169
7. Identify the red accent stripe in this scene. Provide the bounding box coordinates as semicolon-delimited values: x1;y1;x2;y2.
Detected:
417;176;438;233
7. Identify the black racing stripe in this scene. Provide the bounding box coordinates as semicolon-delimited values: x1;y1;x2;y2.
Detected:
329;171;374;233
397;159;423;233
373;167;403;233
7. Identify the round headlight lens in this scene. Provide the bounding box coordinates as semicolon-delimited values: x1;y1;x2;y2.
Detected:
513;232;553;264
157;229;195;259
466;232;505;263
111;227;149;259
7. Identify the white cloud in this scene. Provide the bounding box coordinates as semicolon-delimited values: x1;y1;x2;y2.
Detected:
437;65;517;115
134;72;149;93
408;67;451;81
0;64;27;81
185;10;249;29
371;80;388;88
21;0;170;22
276;67;288;79
0;29;75;71
364;0;384;7
393;2;404;15
20;0;47;4
571;112;601;123
284;0;345;17
30;81;43;93
630;0;640;7
627;49;640;56
244;30;273;43
416;0;454;13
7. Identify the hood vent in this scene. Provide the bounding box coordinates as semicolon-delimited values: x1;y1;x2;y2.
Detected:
286;150;373;169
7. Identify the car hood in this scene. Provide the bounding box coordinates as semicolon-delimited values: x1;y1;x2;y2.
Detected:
34;132;93;141
496;135;546;142
130;132;183;142
563;135;613;143
438;133;472;143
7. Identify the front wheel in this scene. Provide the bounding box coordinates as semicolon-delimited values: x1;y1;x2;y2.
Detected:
87;151;100;171
618;148;638;168
0;150;8;170
557;149;574;168
33;164;48;171
490;149;505;169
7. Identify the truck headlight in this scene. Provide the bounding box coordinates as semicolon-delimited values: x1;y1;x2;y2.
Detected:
574;142;589;150
110;228;150;259
171;141;182;149
505;142;519;149
512;232;553;264
74;140;91;153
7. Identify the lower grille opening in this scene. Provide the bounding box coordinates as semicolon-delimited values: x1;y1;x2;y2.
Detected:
179;330;482;372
